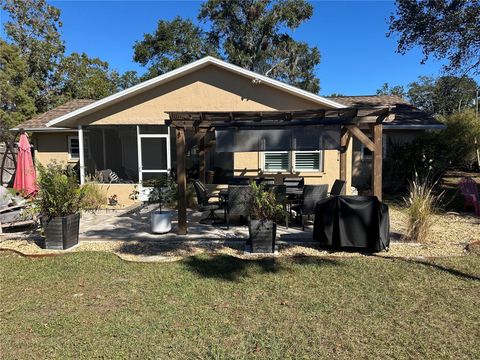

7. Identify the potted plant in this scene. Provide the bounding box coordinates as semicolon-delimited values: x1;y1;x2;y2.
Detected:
248;182;285;253
36;162;103;250
148;176;176;233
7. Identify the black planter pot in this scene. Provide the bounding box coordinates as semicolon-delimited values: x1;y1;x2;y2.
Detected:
248;219;276;253
44;213;80;250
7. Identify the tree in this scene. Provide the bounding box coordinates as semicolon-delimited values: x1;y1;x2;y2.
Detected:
376;83;406;97
389;0;480;75
54;52;119;102
1;0;64;111
434;76;478;114
0;40;37;142
133;17;217;80
114;70;140;91
407;76;478;115
406;76;436;113
199;0;320;92
134;0;321;93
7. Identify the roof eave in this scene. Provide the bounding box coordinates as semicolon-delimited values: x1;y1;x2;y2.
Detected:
383;124;446;130
10;127;77;132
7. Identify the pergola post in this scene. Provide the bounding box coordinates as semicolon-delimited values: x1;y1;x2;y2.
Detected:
176;127;187;235
339;127;350;194
372;123;383;200
198;136;206;183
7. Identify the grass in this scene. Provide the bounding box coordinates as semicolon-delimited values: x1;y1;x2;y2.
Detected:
0;252;479;359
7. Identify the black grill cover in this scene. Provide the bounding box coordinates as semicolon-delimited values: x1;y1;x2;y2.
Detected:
313;196;390;252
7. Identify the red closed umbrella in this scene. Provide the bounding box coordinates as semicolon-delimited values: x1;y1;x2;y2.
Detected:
13;133;38;196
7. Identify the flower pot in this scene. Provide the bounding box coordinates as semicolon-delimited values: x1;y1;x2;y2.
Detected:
151;210;172;233
248;219;276;253
44;213;80;250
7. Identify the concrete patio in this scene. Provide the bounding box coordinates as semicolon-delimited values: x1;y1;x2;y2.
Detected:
79;204;314;243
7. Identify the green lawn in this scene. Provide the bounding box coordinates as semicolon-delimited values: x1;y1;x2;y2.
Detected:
1;252;479;359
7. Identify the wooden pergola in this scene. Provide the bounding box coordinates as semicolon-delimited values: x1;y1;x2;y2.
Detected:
167;107;394;235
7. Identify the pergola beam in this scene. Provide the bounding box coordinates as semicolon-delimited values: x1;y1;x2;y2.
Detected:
345;125;375;152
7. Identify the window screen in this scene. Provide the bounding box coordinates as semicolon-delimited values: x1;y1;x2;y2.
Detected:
264;152;289;171
294;151;322;171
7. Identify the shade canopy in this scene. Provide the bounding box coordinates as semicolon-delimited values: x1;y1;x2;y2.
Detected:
215;125;341;152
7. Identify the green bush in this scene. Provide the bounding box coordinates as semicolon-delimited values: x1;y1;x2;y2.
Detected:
384;109;480;192
147;176;177;211
440;110;480;169
248;182;284;222
35;162;101;219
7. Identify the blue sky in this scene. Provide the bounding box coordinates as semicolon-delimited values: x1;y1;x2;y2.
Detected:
2;1;476;95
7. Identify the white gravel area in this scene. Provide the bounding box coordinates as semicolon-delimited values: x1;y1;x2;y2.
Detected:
1;208;478;262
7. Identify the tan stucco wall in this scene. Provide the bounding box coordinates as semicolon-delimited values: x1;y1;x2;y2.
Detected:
233;147;352;194
32;132;78;166
74;65;329;126
96;183;138;208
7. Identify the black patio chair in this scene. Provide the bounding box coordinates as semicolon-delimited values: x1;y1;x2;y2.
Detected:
255;177;275;186
270;185;289;228
330;179;346;196
226;185;252;229
192;180;223;224
283;176;304;195
228;177;250;185
291;185;328;230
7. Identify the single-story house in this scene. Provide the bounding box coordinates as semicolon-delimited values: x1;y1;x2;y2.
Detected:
12;56;443;206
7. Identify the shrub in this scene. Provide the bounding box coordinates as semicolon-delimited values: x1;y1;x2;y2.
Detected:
383;109;480;192
81;183;106;211
248;182;284;222
147;176;176;211
403;173;443;243
440;109;480;170
35;162;102;220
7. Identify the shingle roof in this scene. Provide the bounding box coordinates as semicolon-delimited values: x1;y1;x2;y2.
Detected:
12;99;95;130
326;95;409;107
15;95;443;131
326;95;443;127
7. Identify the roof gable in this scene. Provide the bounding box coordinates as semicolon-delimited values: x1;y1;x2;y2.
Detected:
46;57;345;128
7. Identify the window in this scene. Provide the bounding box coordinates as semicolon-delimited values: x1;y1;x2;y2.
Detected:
263;151;323;172
360;135;387;160
294;151;323;172
68;136;79;160
263;152;289;172
361;143;373;160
